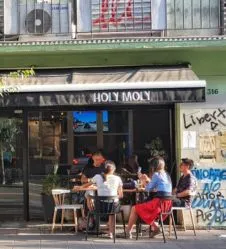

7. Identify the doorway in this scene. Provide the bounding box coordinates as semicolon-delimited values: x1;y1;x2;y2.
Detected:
0;112;24;221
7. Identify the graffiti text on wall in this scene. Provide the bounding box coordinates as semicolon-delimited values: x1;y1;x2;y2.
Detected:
192;168;226;225
92;0;151;29
183;108;226;131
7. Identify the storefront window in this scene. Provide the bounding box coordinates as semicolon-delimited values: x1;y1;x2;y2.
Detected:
28;111;67;220
107;111;128;133
0;115;24;221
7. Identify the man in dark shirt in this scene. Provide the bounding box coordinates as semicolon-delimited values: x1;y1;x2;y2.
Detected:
173;158;197;207
81;151;105;183
80;151;105;211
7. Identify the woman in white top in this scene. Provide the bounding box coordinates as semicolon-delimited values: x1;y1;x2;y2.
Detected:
92;163;123;198
75;160;123;238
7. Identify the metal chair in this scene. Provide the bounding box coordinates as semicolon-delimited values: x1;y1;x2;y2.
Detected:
136;197;177;243
170;192;197;236
51;189;84;233
159;198;177;243
85;195;126;243
170;205;196;236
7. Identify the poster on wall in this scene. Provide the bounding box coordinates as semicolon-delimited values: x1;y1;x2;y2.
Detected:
183;131;196;149
199;132;226;163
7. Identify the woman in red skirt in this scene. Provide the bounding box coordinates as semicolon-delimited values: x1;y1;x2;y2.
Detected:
126;156;172;239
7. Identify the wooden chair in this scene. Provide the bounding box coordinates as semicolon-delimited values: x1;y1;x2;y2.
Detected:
52;189;84;233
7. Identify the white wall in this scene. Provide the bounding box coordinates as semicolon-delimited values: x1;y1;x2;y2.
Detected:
180;90;226;227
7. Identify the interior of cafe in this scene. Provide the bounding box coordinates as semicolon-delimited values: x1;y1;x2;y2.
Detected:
0;106;175;221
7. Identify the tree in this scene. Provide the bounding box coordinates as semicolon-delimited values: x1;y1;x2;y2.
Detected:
0;68;35;97
0;68;35;184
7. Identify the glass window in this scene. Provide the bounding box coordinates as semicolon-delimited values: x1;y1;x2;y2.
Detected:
74;136;97;157
103;135;128;165
106;110;128;133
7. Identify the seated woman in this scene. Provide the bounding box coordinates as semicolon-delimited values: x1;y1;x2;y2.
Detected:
74;160;123;239
126;156;172;239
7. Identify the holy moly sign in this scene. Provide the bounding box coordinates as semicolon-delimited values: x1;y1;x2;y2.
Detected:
93;90;152;103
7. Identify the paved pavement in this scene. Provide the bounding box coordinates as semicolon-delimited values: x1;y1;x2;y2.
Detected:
0;224;225;249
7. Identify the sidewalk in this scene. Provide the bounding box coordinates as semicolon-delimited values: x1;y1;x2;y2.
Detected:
0;222;225;249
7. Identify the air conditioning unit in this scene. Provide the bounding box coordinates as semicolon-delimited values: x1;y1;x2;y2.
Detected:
4;0;75;41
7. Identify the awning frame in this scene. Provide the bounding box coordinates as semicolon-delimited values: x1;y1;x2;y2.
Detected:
3;80;206;93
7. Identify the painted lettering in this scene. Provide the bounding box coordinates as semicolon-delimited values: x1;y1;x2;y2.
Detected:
183;113;192;129
122;92;133;102
92;0;151;29
192;167;226;226
183;108;226;131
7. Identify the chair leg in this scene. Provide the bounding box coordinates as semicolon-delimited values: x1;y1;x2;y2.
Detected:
85;213;91;241
181;209;186;231
96;214;100;237
189;208;196;236
113;214;116;243
121;210;126;238
149;225;152;238
52;208;57;233
81;208;85;218
159;214;166;243
73;209;78;233
170;213;178;240
136;218;140;240
169;214;172;238
61;209;65;231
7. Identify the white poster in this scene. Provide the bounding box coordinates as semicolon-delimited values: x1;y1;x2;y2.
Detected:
183;131;197;149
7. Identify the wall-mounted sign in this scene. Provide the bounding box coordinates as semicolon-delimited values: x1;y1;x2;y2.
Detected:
1;87;205;108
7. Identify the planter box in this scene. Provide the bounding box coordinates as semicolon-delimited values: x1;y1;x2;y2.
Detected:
41;193;55;223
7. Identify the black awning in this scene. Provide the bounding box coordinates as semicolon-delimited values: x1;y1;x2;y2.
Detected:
0;67;206;108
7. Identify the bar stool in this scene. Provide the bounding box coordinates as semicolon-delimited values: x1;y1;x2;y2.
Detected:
52;189;84;232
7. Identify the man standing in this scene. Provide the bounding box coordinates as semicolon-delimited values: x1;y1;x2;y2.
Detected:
173;158;197;207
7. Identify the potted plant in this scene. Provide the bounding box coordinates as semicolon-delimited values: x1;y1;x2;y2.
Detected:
41;174;61;223
145;137;168;162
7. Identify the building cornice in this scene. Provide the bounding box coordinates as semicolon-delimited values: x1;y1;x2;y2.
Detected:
1;36;226;51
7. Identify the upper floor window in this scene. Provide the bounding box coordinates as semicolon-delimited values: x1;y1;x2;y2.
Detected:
77;0;166;33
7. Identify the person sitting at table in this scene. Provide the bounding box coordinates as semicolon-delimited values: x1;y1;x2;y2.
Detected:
74;160;123;239
173;158;197;207
80;151;106;211
125;156;172;239
124;154;141;174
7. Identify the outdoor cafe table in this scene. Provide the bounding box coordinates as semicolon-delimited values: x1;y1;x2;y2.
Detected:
71;186;147;204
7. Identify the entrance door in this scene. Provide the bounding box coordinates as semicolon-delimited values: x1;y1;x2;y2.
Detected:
0;113;24;221
133;107;175;176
